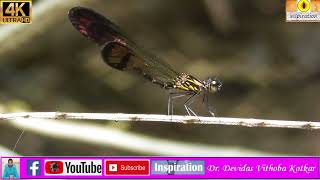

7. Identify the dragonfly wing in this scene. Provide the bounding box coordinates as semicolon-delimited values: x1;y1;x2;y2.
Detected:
102;41;178;87
68;6;126;46
69;6;180;87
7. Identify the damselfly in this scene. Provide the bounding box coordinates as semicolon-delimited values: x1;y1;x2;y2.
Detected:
68;7;222;116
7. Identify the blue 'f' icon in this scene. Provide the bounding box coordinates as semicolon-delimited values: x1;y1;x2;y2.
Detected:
27;160;41;176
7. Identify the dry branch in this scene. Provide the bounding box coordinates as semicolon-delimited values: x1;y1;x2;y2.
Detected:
9;117;274;156
0;112;319;130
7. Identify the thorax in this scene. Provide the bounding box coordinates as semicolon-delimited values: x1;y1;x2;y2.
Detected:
173;73;205;92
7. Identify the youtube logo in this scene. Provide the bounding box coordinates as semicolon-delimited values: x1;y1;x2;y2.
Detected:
105;160;150;176
44;159;102;176
45;161;64;174
109;164;117;172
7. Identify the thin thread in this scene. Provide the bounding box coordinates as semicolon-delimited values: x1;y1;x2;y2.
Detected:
12;129;25;153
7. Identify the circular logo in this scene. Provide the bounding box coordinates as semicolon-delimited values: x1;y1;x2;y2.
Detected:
297;0;311;12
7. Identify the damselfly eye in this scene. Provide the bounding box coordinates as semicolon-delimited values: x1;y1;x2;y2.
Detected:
209;79;222;93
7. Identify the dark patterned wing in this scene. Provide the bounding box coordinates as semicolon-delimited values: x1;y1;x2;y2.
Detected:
68;6;125;46
68;6;179;87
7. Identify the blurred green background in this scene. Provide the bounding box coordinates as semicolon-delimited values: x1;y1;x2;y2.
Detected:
0;0;319;156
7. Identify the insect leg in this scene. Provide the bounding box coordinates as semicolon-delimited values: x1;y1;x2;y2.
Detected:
203;93;216;116
184;93;199;117
168;91;192;116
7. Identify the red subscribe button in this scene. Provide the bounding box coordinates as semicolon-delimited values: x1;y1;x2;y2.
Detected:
105;160;150;176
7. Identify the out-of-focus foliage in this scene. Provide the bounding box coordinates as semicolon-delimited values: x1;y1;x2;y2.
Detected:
0;0;319;156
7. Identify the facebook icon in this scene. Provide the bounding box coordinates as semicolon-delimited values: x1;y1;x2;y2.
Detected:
27;160;41;176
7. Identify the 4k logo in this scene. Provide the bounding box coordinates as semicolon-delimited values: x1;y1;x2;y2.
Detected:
0;0;32;24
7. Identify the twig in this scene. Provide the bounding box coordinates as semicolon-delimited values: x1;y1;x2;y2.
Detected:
8;117;276;156
0;112;319;130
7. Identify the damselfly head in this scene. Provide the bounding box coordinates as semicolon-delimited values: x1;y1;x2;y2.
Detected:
205;77;222;93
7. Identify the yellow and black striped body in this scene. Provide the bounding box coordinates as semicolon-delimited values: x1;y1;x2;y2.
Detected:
173;73;205;93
